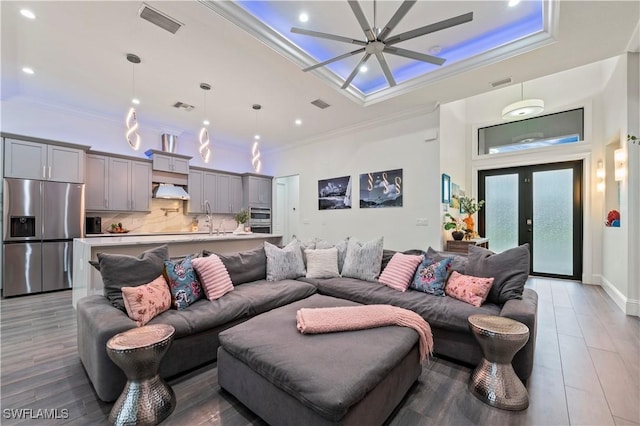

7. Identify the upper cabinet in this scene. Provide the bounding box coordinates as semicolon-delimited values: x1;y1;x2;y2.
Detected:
243;175;272;208
3;138;85;183
187;169;243;215
85;153;151;212
144;150;191;174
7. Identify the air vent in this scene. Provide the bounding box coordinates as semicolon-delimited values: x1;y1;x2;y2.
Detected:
139;3;183;34
490;77;512;88
311;99;330;109
173;101;195;112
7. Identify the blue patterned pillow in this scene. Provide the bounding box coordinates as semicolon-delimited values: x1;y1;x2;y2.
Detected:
410;256;453;296
163;255;203;310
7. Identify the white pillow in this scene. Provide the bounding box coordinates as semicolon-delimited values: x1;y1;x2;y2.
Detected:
305;247;340;279
264;239;306;281
341;237;384;282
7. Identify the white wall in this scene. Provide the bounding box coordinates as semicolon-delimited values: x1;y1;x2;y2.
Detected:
1;97;253;173
600;55;630;309
265;112;442;251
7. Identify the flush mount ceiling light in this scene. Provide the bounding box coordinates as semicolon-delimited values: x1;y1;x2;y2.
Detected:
199;83;212;163
20;9;36;19
125;53;141;151
502;83;544;120
251;104;262;173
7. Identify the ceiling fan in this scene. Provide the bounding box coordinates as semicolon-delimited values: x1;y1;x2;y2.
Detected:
291;0;473;90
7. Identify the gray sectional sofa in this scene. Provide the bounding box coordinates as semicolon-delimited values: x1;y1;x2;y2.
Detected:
77;244;538;403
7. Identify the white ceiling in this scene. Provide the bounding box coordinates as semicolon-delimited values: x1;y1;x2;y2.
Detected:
1;1;638;153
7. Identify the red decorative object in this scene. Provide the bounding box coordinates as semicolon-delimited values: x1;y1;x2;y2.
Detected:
607;210;620;224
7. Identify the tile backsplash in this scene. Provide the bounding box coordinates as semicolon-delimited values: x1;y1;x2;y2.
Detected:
94;199;237;233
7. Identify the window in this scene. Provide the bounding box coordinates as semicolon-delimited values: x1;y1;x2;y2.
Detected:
478;108;584;155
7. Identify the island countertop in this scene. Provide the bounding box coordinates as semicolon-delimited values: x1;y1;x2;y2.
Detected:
76;232;281;247
72;232;282;307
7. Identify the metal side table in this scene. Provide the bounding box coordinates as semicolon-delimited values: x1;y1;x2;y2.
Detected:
107;324;176;425
468;314;530;411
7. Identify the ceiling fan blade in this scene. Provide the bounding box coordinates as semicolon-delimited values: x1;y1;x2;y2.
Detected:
385;12;473;46
291;27;367;46
384;46;446;66
378;0;417;41
375;53;396;87
348;1;376;42
302;48;366;72
341;53;371;89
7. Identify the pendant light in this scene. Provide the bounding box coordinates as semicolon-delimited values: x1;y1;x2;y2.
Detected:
502;83;544;120
251;104;262;173
199;83;211;163
125;53;141;151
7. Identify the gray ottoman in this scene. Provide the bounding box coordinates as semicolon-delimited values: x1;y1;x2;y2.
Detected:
217;294;422;426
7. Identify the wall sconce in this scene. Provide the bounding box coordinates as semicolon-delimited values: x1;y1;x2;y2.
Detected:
614;149;626;181
596;160;605;192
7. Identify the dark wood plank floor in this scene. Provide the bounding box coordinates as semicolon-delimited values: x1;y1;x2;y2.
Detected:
1;277;638;425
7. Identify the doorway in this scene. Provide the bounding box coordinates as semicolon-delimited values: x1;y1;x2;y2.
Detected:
478;161;583;280
273;175;300;245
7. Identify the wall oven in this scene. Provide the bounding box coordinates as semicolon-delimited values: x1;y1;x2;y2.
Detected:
249;207;271;234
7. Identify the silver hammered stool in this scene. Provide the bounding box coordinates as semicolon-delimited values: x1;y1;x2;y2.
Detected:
106;324;177;425
467;314;530;411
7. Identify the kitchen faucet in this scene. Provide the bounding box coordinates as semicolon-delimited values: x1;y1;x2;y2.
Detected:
204;200;213;236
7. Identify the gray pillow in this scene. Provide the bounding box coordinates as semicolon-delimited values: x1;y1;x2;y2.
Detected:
205;246;267;286
341;237;384;282
98;244;169;311
264;239;306;281
426;246;467;274
466;244;530;305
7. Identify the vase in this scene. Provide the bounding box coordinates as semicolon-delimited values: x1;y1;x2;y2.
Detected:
463;214;475;236
452;231;465;241
234;223;245;233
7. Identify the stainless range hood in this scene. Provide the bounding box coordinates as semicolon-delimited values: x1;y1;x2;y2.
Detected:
153;183;190;200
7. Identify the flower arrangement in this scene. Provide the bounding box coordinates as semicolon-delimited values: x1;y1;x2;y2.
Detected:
459;197;485;215
628;134;637;144
234;209;250;225
443;213;466;232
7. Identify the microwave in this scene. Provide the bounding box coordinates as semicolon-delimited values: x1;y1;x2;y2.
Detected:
249;207;271;221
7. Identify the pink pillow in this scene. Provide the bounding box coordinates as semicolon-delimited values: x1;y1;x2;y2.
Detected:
192;255;234;300
378;253;424;292
445;271;494;307
121;275;171;326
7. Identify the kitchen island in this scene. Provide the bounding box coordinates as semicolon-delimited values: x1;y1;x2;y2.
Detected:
72;232;282;307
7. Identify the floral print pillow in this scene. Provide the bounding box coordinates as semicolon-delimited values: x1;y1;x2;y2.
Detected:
121;275;171;326
410;256;453;296
445;271;494;307
163;255;203;310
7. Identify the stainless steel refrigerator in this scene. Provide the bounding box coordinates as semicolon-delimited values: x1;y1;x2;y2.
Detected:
2;178;84;297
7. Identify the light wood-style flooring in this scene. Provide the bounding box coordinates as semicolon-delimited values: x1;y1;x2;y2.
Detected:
1;277;638;425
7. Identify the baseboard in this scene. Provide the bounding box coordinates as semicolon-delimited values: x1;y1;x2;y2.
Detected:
626;299;640;317
598;275;634;315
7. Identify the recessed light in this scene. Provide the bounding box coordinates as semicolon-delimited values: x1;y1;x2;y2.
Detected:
254;134;261;140
131;98;140;105
20;9;36;19
299;13;309;23
203;119;210;126
359;65;368;73
295;119;302;126
22;67;34;75
508;0;521;7
428;45;442;55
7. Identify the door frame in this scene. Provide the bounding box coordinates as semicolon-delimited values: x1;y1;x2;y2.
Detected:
478;160;584;280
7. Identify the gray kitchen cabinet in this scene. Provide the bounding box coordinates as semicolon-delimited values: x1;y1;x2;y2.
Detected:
243;175;272;208
186;169;217;214
215;174;243;214
4;138;84;183
85;154;109;210
85;153;151;212
146;150;190;174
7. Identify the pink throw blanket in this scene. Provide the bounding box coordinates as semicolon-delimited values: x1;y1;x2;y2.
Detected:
296;305;434;362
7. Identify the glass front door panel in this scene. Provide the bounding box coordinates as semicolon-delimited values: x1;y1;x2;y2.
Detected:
532;169;574;275
485;174;519;253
